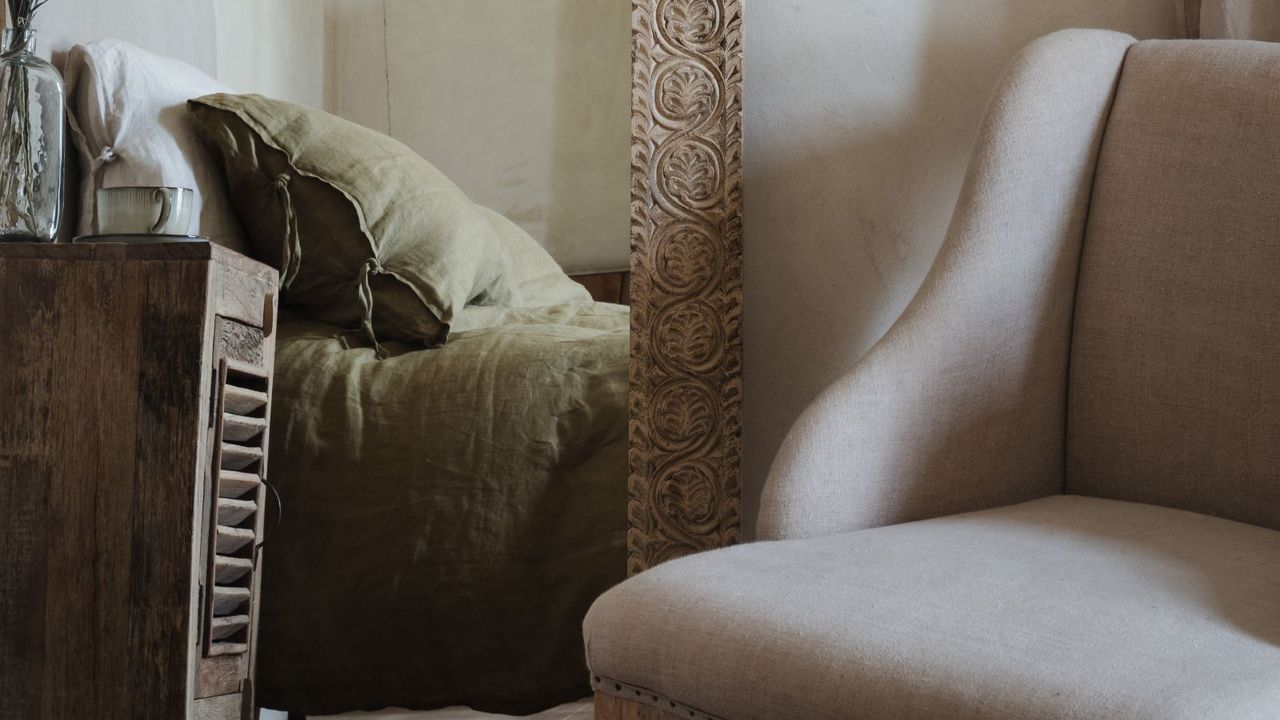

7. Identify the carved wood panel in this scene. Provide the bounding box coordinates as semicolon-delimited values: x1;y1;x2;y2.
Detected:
630;0;743;574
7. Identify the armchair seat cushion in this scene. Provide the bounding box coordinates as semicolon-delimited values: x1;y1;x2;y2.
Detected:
585;496;1280;720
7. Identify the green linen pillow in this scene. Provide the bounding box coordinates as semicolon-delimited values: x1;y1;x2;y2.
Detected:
187;93;589;351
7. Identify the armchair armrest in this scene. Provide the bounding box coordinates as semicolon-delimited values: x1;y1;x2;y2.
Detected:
758;30;1136;541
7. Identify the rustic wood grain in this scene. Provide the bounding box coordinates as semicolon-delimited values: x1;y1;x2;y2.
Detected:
596;691;686;720
198;653;248;699
0;250;205;716
213;244;276;329
0;279;47;717
192;692;242;720
630;0;744;574
0;243;277;718
0;240;216;260
218;318;267;367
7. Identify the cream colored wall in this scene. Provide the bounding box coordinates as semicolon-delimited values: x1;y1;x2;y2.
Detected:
321;0;388;134
32;0;216;73
323;0;632;274
740;0;1183;536
213;0;325;107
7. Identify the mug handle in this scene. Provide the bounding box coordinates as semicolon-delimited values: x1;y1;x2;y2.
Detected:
150;189;174;235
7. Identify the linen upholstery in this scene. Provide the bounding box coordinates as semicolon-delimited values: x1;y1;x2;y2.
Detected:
586;496;1280;720
588;29;1280;720
758;30;1136;540
1066;41;1280;530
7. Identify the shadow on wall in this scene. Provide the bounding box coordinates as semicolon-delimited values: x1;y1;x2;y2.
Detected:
318;0;631;274
214;0;325;107
321;0;391;136
1202;0;1280;39
547;0;632;275
740;0;1180;538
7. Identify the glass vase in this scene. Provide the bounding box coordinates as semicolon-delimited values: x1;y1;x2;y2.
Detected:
0;27;64;243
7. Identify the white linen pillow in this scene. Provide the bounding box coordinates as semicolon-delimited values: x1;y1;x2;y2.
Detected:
63;39;249;252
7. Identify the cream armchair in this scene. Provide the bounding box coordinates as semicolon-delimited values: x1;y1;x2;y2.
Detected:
585;30;1280;720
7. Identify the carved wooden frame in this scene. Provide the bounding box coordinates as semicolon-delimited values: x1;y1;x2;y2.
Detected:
629;0;744;574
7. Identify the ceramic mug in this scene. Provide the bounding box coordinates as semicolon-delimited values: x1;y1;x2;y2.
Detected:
96;186;195;236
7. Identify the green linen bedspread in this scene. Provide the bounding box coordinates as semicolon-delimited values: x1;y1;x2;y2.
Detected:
255;303;629;715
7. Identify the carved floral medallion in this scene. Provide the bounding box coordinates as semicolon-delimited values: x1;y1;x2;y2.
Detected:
630;0;743;574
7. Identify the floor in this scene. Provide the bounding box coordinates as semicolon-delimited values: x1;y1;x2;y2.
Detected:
261;700;593;720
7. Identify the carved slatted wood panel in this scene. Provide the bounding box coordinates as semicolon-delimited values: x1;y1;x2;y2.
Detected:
630;0;744;574
203;357;271;662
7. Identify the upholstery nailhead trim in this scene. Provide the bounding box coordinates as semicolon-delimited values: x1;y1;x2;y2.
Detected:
591;673;727;720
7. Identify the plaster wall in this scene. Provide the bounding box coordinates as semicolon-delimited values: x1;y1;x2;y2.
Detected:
214;0;326;107
740;0;1183;535
322;0;632;273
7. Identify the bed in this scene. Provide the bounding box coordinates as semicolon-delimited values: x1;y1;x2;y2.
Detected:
256;302;630;714
55;26;631;715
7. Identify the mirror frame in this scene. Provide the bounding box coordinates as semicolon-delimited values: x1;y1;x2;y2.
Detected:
629;0;744;574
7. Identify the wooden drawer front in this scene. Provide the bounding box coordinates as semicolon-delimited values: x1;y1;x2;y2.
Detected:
192;692;247;720
199;358;272;698
572;270;631;305
199;654;250;702
218;317;266;367
214;253;276;332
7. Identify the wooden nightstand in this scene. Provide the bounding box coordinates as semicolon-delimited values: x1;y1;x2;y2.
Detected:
571;270;631;305
0;242;278;719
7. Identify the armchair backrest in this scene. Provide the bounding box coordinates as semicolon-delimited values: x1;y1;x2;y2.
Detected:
1066;40;1280;529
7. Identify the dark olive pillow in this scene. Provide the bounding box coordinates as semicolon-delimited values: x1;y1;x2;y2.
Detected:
188;93;587;350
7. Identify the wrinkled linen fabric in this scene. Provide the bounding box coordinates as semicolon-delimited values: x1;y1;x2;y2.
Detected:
189;94;589;349
257;305;628;715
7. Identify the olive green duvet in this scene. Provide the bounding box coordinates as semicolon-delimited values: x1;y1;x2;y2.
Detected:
255;303;629;715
